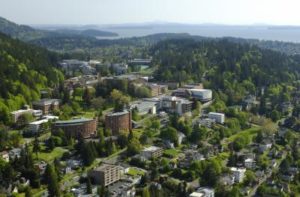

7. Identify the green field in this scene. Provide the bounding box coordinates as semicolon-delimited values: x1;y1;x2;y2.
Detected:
34;147;68;162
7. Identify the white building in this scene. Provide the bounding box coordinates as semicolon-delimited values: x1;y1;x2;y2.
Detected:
231;167;246;183
189;187;214;197
208;112;225;124
28;115;58;133
141;146;163;159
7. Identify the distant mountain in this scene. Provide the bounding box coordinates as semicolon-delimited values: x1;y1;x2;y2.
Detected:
80;29;118;37
54;28;118;37
0;17;118;42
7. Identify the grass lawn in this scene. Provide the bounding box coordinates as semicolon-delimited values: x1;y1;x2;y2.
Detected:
127;167;145;176
77;111;96;118
226;127;261;144
34;147;68;162
163;149;179;158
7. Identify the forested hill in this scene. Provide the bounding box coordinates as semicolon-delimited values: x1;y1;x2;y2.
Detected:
152;38;300;102
0;16;46;41
0;32;64;123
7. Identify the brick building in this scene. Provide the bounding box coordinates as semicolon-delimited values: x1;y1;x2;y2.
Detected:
105;111;132;136
32;99;60;114
52;118;97;139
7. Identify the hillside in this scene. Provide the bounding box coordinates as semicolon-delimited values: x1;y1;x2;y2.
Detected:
0;32;64;123
152;38;300;104
0;17;118;42
0;17;47;41
54;28;118;37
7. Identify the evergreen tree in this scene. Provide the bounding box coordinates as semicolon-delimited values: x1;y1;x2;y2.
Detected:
45;164;60;197
83;87;92;106
86;177;92;194
32;136;41;158
25;187;33;197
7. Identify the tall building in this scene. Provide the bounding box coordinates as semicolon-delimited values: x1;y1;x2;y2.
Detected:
32;99;60;115
52;118;97;139
105;110;132;136
89;164;121;186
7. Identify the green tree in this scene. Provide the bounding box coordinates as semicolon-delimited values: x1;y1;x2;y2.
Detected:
32;136;41;158
160;126;178;146
25;187;33;197
142;187;151;197
86;177;92;194
45;164;60;197
127;137;142;156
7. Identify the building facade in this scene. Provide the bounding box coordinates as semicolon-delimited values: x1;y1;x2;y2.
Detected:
32;99;60;115
208;112;225;124
105;111;132;136
141;146;163;159
52;118;97;139
89;164;121;186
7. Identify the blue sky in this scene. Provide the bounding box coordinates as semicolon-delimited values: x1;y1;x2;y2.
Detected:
1;0;300;25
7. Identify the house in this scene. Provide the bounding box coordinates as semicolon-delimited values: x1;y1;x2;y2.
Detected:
208;112;225;124
189;187;214;197
179;150;204;168
0;151;9;162
259;141;272;152
198;118;216;128
178;132;186;145
231;167;246;183
141;146;163;159
243;95;259;111
220;174;235;186
244;158;256;169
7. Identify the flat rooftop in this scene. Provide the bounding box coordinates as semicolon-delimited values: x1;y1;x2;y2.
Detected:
143;146;162;152
54;118;94;125
106;111;129;117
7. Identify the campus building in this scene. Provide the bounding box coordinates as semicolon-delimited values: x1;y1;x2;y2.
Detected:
105;110;132;135
52;118;97;139
89;164;121;186
32;99;60;115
